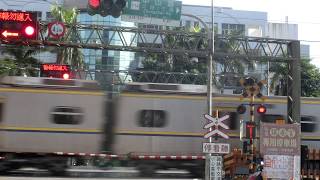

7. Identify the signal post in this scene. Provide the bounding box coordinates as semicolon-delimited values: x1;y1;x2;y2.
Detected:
238;77;266;171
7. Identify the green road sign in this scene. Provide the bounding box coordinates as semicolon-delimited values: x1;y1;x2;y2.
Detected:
123;0;182;21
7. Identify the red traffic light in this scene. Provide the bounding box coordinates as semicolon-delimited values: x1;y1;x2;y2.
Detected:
257;105;267;114
89;0;101;9
24;25;35;36
63;73;70;80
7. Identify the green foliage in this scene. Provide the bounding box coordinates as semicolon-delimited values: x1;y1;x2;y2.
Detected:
270;58;320;97
301;59;320;97
0;46;40;76
133;27;208;84
0;59;17;76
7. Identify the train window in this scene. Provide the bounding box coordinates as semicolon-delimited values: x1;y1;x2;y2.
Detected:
138;110;167;128
217;112;239;130
301;116;317;132
51;107;83;125
0;103;3;122
260;114;285;123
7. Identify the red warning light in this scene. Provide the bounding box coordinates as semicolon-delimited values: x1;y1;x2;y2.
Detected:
257;105;267;114
0;11;38;40
40;64;71;79
63;73;70;80
24;26;35;36
89;0;101;9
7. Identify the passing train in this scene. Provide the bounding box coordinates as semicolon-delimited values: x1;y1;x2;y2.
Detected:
0;76;320;176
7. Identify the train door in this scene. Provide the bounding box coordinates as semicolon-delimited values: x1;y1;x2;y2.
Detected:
0;96;5;150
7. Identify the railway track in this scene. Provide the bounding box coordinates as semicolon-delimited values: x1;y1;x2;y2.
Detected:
1;167;198;179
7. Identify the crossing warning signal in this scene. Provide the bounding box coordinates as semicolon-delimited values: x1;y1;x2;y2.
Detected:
40;64;71;79
257;105;267;114
87;0;127;18
0;11;38;40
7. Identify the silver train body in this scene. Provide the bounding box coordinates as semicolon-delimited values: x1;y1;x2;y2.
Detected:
0;77;319;175
112;83;320;156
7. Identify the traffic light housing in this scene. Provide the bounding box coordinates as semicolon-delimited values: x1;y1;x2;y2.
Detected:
0;11;38;40
245;122;256;139
237;104;247;114
87;0;127;18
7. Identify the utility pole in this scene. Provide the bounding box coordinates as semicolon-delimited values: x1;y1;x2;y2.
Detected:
205;0;215;180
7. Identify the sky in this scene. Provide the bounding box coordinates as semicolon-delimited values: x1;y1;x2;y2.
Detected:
181;0;320;68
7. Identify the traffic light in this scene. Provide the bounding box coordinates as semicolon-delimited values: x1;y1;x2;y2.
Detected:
257;105;267;114
63;73;70;80
87;0;101;15
0;11;38;40
87;0;127;18
110;0;127;18
245;122;256;139
237;104;247;114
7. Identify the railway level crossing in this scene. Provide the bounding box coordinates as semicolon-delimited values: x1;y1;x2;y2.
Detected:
0;11;302;179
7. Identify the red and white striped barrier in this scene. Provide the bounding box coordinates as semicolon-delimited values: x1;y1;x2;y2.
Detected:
54;152;205;160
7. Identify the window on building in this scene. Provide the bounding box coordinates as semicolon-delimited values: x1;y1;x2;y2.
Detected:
222;23;245;36
51;106;84;125
185;20;191;29
46;12;54;21
138;110;167;128
214;23;218;33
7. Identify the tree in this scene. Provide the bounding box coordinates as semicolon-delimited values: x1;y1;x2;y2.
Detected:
50;4;84;68
0;46;40;76
131;26;208;84
130;25;252;89
270;58;320;97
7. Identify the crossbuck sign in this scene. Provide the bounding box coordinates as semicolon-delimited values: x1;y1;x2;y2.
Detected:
204;114;230;139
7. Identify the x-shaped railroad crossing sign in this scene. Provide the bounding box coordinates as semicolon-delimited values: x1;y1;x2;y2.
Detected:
204;114;230;139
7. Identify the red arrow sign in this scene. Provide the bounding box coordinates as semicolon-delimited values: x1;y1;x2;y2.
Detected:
1;30;19;38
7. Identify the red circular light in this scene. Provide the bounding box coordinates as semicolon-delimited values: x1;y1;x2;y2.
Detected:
257;105;267;114
25;26;35;36
63;73;70;80
89;0;100;8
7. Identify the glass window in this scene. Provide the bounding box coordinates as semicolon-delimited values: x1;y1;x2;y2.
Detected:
51;107;84;125
301;116;317;132
138;110;167;128
260;114;285;123
0;103;3;122
222;23;245;36
185;20;191;28
216;111;239;130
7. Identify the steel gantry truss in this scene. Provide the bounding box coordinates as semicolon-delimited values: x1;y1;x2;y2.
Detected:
0;21;300;123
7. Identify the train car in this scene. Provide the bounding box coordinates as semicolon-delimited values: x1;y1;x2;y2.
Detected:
0;76;105;174
109;82;320;176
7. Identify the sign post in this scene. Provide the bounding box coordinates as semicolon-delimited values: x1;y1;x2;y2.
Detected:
260;123;300;179
203;112;230;180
